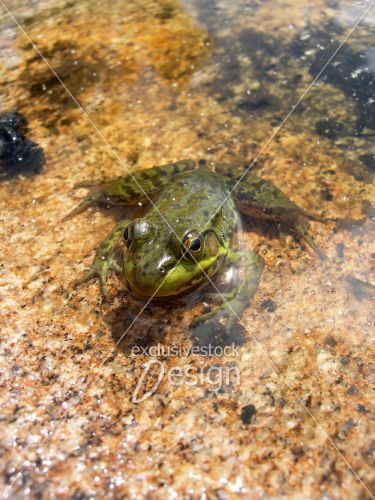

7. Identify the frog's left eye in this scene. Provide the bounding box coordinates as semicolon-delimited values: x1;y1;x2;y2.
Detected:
182;231;202;259
189;237;201;252
123;224;133;247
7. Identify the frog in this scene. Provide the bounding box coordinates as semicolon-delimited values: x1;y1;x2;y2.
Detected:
68;159;324;327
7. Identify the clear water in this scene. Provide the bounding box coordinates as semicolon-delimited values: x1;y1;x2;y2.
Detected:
0;0;374;498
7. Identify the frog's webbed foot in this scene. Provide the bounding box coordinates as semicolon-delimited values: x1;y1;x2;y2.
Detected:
190;250;264;329
72;220;130;297
64;192;103;220
73;253;123;297
201;291;237;304
190;302;239;330
73;264;110;297
300;209;326;223
290;219;326;260
191;291;236;325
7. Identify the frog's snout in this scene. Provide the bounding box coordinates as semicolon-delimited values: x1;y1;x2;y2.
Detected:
128;253;178;297
157;255;177;275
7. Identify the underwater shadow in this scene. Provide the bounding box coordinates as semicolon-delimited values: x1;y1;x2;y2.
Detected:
104;289;248;356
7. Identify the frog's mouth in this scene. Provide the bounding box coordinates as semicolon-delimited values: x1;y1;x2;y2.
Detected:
123;254;226;299
128;279;207;302
125;267;206;299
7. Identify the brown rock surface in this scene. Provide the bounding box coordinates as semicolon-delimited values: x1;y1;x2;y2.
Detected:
0;0;374;498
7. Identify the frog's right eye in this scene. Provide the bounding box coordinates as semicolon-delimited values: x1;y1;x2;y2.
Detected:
123;225;132;247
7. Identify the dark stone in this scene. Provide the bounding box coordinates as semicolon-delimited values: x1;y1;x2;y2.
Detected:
0;110;45;180
190;317;246;349
240;404;256;424
315;118;343;139
310;40;375;131
237;95;271;112
347;385;359;395
360;154;375;172
324;335;337;347
258;298;277;312
0;111;28;135
347;276;375;301
340;356;350;366
291;447;304;458
71;491;92;500
336;242;344;258
357;404;369;414
321;187;333;201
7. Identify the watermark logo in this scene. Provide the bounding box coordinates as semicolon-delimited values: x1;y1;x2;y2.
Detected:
130;343;240;358
130;344;241;403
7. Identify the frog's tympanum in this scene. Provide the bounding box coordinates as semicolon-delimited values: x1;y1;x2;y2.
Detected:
69;160;324;326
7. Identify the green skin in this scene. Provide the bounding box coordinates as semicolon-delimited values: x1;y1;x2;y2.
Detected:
69;160;324;326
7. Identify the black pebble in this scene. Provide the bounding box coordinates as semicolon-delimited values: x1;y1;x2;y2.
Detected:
359;154;375;173
237;97;271;112
315;118;343;139
0;110;45;180
259;298;277;313
321;187;333;201
336;242;345;259
190;318;246;350
357;404;369;414
241;404;256;424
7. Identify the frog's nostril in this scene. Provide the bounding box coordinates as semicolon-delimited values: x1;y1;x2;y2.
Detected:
157;256;176;275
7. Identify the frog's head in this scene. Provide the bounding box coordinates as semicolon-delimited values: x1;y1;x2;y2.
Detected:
121;217;225;298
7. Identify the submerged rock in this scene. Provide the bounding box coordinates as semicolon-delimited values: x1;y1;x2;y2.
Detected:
0;111;45;180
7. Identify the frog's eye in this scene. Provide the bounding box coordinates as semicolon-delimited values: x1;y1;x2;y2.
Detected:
182;231;202;259
123;224;132;247
189;237;201;252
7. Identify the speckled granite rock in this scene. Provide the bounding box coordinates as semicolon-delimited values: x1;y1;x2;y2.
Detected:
0;0;374;498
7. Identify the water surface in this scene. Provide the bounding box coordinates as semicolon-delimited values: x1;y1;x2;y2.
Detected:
0;0;374;498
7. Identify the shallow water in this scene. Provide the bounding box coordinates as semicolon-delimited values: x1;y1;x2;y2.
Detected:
0;0;374;498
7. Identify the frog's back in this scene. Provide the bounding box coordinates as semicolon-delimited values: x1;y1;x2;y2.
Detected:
147;166;238;241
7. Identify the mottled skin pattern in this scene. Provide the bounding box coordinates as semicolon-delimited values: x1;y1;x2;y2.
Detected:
70;160;323;326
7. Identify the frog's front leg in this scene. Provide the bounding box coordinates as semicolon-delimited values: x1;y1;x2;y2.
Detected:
192;249;264;328
65;160;197;218
74;219;130;296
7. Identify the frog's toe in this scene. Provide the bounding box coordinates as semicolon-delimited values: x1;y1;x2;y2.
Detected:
293;220;326;260
63;193;102;221
73;264;109;297
203;291;237;305
110;261;123;274
190;311;214;327
191;303;237;328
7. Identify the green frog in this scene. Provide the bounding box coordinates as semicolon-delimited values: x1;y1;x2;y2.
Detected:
69;160;323;326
